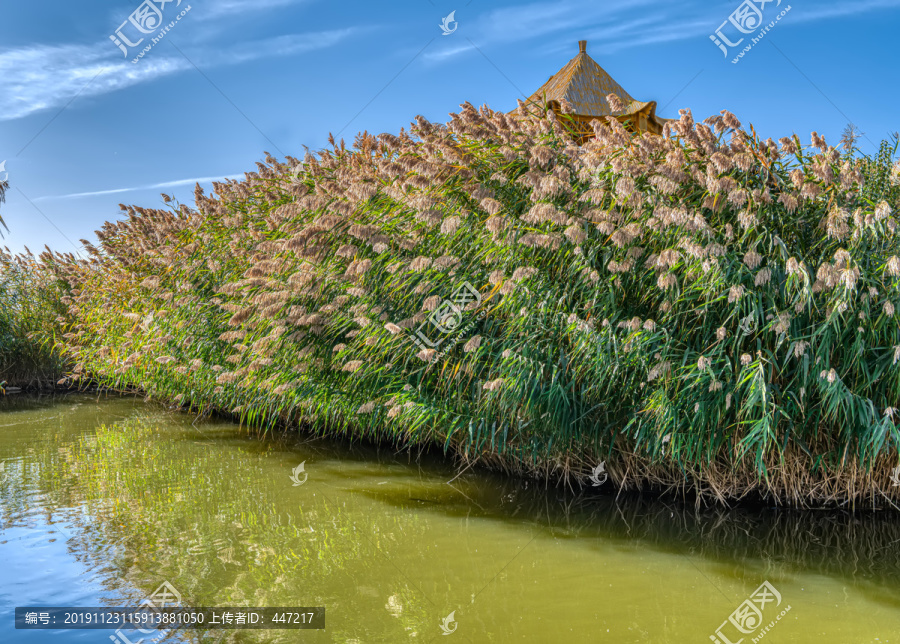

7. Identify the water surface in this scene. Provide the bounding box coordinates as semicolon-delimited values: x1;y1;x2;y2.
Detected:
1;394;899;642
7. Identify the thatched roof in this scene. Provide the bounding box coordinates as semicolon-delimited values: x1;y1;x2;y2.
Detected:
522;41;667;134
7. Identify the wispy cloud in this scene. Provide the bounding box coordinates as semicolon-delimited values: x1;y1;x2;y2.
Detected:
0;28;357;122
427;0;900;61
782;0;900;24
34;173;246;201
204;0;311;19
423;43;476;62
425;0;658;61
210;29;357;66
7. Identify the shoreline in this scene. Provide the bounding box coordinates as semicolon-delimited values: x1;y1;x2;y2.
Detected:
6;382;899;510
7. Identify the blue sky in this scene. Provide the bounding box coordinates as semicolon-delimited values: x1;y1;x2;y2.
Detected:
2;0;899;255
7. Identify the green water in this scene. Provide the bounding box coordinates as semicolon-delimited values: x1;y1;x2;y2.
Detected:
1;395;899;642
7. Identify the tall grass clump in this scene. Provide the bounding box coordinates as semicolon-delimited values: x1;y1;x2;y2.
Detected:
0;248;70;387
46;102;900;506
0;179;69;387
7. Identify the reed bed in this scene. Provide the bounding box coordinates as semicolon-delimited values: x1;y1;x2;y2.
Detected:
41;101;900;507
0;249;69;387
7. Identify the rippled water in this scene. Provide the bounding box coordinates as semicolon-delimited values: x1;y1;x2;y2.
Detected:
1;394;900;642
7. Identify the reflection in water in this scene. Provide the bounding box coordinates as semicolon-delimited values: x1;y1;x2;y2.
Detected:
1;394;900;642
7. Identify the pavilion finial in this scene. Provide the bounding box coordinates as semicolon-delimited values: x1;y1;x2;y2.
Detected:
578;40;587;54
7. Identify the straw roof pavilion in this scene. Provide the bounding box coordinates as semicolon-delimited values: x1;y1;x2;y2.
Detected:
519;40;668;142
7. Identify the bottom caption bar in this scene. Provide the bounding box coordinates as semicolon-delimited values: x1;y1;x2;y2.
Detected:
15;607;325;630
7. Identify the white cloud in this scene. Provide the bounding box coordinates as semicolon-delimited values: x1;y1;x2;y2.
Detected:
423;43;476;62
429;0;900;61
784;0;900;24
34;173;246;201
205;0;311;19
209;29;357;66
475;0;659;48
0;28;357;122
0;43;184;121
